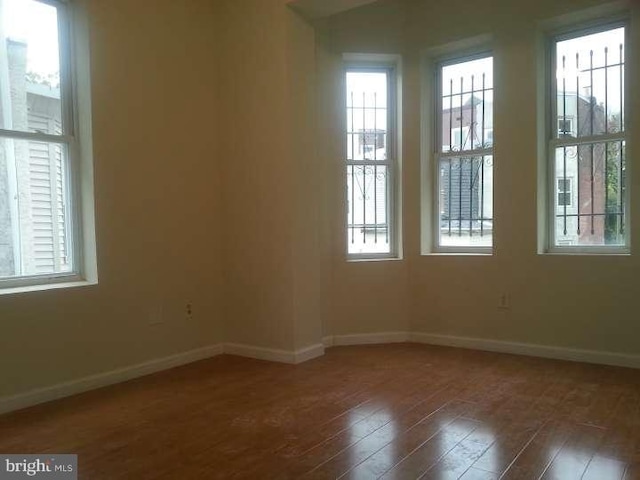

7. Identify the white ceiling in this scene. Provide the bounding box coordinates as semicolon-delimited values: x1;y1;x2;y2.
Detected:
288;0;381;19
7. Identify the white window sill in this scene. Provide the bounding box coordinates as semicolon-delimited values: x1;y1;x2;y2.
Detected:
542;249;630;256
422;252;493;257
347;256;403;263
423;245;494;256
0;277;97;296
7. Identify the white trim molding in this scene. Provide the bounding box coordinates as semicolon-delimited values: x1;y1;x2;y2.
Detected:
326;330;640;369
329;331;410;346
0;344;224;415
0;342;328;416
3;332;637;417
223;343;325;365
326;331;639;369
410;332;640;369
288;0;379;21
294;344;325;363
224;343;295;364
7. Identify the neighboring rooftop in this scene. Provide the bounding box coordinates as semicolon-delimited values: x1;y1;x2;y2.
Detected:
26;81;60;99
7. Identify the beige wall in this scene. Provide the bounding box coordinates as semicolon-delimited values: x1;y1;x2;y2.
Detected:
217;0;324;352
0;0;224;398
1;0;638;403
287;10;326;351
318;0;640;354
316;2;413;337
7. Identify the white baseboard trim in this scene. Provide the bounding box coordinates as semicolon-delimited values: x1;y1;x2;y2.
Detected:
0;341;328;416
0;344;224;416
293;343;325;363
325;330;639;369
4;331;636;416
410;332;640;369
223;343;325;365
330;331;410;346
224;343;295;364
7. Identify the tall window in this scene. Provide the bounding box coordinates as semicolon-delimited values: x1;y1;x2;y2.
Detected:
435;55;494;251
345;67;397;258
0;0;81;287
550;24;627;250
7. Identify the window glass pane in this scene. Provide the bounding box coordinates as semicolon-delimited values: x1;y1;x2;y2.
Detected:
0;0;62;134
438;155;493;248
554;141;625;246
347;164;390;255
0;137;72;278
346;71;388;161
437;55;493;249
555;27;625;139
346;67;394;257
440;57;493;153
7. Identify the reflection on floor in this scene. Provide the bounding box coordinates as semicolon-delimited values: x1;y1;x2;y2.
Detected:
1;343;638;479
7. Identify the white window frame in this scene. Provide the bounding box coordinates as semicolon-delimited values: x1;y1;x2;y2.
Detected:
344;55;401;261
432;51;494;255
0;0;92;292
546;19;630;254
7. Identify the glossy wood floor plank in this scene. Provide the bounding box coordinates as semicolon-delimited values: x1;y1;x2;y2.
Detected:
538;423;605;479
340;397;472;479
499;419;573;480
0;343;639;479
379;416;481;479
582;455;627;480
301;386;459;479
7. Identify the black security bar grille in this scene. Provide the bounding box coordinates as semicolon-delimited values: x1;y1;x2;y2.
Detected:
554;26;626;247
440;156;493;238
441;72;493;153
438;56;494;247
346;70;392;255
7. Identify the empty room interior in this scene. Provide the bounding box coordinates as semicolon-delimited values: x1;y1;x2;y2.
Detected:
0;0;639;478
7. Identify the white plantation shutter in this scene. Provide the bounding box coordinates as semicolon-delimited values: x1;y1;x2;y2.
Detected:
27;138;55;273
27;112;68;273
55;142;68;267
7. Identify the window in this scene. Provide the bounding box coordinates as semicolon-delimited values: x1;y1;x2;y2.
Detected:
434;54;493;252
0;0;86;288
557;178;573;207
345;66;397;258
549;23;627;250
557;118;574;137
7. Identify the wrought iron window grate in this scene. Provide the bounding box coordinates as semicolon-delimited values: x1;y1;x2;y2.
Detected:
345;69;394;256
552;26;626;248
436;55;494;249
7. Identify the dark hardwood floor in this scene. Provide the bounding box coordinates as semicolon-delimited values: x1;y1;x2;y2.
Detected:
1;343;639;479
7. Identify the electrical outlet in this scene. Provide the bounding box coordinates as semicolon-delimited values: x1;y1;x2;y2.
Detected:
186;302;193;321
498;293;510;310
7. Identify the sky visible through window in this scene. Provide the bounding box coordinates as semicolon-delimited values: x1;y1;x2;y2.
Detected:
556;27;625;124
553;26;626;248
345;70;391;255
1;0;59;84
442;56;493;98
437;56;494;248
346;71;388;161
